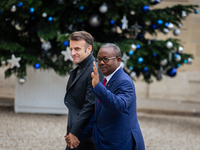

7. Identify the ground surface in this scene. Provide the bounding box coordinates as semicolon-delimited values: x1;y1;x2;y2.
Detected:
0;106;199;150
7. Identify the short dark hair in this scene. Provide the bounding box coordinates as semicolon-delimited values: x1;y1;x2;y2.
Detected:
101;43;121;57
69;31;94;51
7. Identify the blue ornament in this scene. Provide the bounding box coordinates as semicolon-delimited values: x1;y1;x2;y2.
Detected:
138;33;143;38
184;59;188;63
152;24;157;29
128;50;134;56
29;7;34;13
0;10;2;14
153;53;157;57
48;17;53;22
151;0;161;4
167;68;177;77
31;17;35;20
76;18;82;23
176;64;181;68
142;67;148;73
195;10;198;14
129;66;133;71
79;6;84;10
142;5;149;13
17;2;23;7
34;63;40;69
119;24;122;28
138;57;143;64
157;20;163;25
174;54;178;58
136;44;141;49
63;41;69;47
165;22;169;28
110;20;115;24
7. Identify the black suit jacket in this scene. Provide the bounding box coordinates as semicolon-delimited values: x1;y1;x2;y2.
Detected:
64;54;103;139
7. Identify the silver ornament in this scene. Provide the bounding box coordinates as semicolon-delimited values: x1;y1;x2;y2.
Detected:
68;24;73;31
130;71;136;79
89;14;101;27
19;78;26;84
15;24;22;30
131;44;136;50
99;3;108;13
111;27;117;33
145;20;151;26
175;55;181;62
11;5;17;12
166;41;173;49
130;10;135;15
188;57;192;64
168;22;174;29
178;46;183;53
42;12;47;18
160;59;167;66
163;28;169;34
173;29;180;36
182;11;187;18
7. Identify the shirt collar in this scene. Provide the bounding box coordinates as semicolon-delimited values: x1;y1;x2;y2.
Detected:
77;54;92;69
105;66;121;84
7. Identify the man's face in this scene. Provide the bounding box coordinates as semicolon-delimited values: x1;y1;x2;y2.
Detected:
97;47;121;76
70;40;92;64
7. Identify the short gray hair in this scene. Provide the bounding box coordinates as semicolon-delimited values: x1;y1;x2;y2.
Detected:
100;43;121;57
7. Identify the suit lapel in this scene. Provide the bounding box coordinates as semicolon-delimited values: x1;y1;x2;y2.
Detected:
106;67;123;90
95;68;123;120
67;55;94;92
66;67;79;91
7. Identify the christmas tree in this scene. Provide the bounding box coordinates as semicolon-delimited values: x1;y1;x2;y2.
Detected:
0;0;198;83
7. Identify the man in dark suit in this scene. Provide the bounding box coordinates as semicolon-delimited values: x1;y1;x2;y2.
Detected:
91;43;145;150
64;31;103;150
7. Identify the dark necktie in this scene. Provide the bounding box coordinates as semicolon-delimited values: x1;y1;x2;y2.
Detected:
97;78;107;106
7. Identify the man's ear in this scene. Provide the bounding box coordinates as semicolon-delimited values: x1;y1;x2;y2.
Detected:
117;57;121;64
87;45;92;54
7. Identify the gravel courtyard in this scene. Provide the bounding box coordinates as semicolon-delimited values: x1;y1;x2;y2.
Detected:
0;106;199;150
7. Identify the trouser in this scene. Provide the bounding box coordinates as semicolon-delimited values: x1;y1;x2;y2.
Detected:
65;140;96;150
